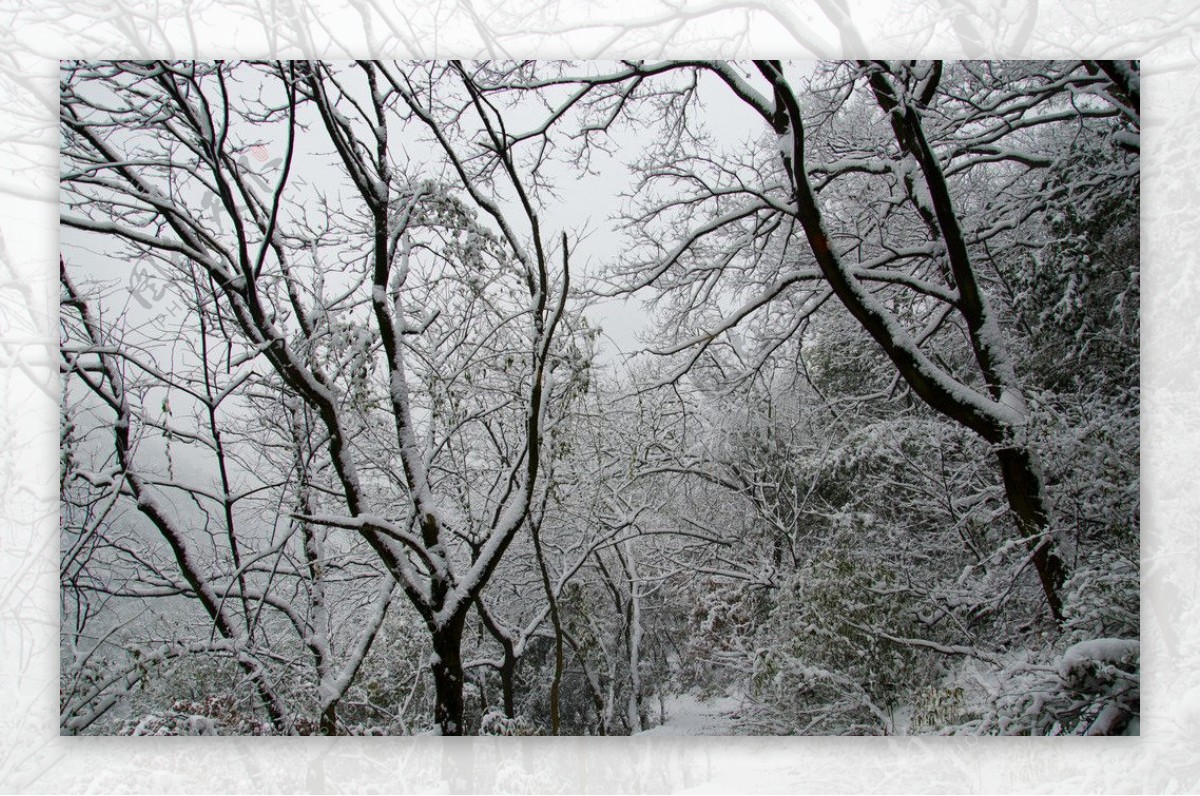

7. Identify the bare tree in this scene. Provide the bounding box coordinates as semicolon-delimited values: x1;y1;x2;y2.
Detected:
60;60;577;735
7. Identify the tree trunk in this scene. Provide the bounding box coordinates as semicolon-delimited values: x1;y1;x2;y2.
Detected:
247;671;288;733
995;445;1067;622
499;650;517;720
530;512;565;734
319;703;337;736
473;595;518;719
431;614;468;735
549;630;565;735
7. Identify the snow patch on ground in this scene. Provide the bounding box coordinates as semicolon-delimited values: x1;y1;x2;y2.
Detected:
636;694;741;736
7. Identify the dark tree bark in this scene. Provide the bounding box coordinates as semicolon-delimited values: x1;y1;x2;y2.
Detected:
431;613;468;735
475;597;519;719
996;446;1067;621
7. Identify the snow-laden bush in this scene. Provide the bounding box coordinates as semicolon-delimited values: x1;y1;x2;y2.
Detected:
960;638;1138;736
1062;550;1139;642
479;708;539;735
680;578;763;696
741;537;933;735
119;695;282;736
910;683;969;734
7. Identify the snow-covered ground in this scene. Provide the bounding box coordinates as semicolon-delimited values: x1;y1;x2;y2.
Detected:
636;694;741;736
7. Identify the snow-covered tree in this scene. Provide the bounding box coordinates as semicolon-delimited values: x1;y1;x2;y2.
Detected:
60;60;579;735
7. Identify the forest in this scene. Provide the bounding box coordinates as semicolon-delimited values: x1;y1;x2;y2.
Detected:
58;59;1139;736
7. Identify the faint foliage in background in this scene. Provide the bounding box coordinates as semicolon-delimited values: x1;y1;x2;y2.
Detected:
1142;25;1200;777
0;0;1196;791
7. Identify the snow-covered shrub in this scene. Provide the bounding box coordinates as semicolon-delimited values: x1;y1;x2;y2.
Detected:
118;695;280;736
967;639;1138;736
742;539;932;735
910;683;969;734
680;578;764;695
1062;550;1139;641
479;708;539;736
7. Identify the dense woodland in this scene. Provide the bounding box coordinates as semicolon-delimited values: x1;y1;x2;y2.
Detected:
59;60;1139;735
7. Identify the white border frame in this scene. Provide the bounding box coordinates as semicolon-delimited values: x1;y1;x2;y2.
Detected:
2;3;1194;792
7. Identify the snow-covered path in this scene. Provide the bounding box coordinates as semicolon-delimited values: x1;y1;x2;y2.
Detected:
636;694;741;736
